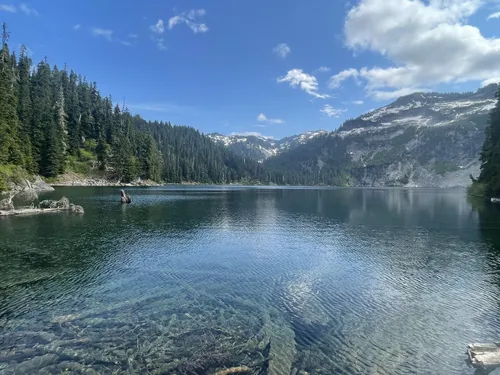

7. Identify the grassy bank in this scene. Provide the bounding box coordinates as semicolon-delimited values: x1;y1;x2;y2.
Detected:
0;165;32;192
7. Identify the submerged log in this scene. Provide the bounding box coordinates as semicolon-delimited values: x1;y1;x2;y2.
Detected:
467;343;500;374
213;366;251;375
120;189;132;204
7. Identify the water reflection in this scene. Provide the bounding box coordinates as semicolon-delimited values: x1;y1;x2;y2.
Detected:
0;187;499;374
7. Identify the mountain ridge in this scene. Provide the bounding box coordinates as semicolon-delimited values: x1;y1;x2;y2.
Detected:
207;130;328;162
212;84;499;187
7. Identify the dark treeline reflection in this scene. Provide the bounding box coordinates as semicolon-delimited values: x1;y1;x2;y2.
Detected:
470;197;500;287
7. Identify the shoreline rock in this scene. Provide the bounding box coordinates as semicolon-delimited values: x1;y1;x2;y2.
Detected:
0;196;84;217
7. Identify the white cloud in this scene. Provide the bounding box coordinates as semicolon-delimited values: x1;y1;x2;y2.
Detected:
150;19;165;34
168;9;208;34
330;0;500;100
277;69;330;99
253;124;267;128
482;77;500;86
0;4;16;12
168;16;183;29
487;11;500;20
371;87;430;100
273;43;291;59
73;24;81;31
317;66;331;73
328;68;359;89
352;100;364;105
230;131;274;139
320;105;346;118
188;9;206;19
91;28;113;41
128;33;138;39
257;113;285;124
120;41;132;47
19;3;38;16
156;38;166;50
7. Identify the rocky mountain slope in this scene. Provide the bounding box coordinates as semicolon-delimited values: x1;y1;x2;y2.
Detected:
263;84;498;187
207;131;327;162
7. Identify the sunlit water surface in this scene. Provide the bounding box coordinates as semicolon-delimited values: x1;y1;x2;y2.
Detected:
1;187;500;375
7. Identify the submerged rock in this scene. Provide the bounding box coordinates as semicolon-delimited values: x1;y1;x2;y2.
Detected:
492;198;500;203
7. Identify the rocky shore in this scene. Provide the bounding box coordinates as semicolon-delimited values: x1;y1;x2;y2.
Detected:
50;173;161;188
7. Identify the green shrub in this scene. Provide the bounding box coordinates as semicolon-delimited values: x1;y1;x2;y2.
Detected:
467;182;486;197
0;165;30;192
66;155;91;174
78;148;95;162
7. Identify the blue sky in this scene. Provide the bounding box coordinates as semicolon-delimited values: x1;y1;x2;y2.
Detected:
1;0;500;139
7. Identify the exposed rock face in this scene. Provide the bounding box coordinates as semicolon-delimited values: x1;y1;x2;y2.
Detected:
32;176;55;192
264;84;499;187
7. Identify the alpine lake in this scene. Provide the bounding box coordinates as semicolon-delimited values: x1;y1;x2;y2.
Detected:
1;186;500;375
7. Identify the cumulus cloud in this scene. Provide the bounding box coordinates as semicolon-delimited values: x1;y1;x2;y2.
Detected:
0;4;16;12
257;113;285;124
91;28;113;41
277;69;330;99
19;3;38;16
150;19;165;34
352;100;364;105
487;11;500;20
329;0;500;99
482;77;500;86
273;43;291;59
317;66;331;73
168;9;208;34
328;68;359;89
320;105;346;118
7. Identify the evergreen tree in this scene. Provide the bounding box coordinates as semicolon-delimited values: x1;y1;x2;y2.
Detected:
0;24;275;188
478;88;500;197
0;23;21;165
17;45;34;172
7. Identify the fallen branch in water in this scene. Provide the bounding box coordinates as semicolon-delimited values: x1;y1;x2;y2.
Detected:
0;197;84;216
213;366;251;375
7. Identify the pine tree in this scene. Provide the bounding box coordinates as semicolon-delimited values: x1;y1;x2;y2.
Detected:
67;71;81;154
0;23;22;164
31;59;55;173
17;45;34;172
478;88;500;197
